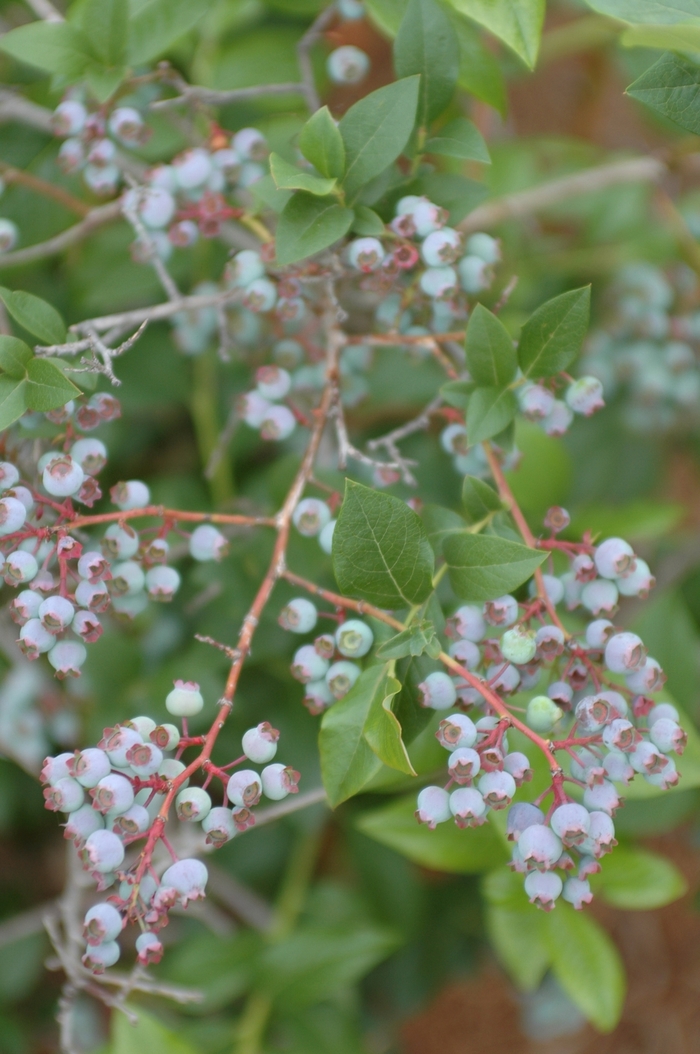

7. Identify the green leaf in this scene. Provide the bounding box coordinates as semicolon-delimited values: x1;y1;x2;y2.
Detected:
270;154;337;196
446;0;545;68
465;303;517;387
568;499;684;543
25;359;81;412
252;174;292;214
275;194;354;266
299;107;346;179
0;377;27;432
339;77;420;201
462;476;502;523
364;671;416;775
584;0;700;22
320;665;391;806
622;23;700;51
486;905;550;990
376;620;442;660
0;288;67;345
82;0;128;66
258;924;399;1009
466;386;517;444
351;206;386;236
393;0;460;127
627;53;700;135
356;792;508;873
111;1004;198;1054
85;64;128;103
444;533;546;601
454;15;507;114
0;22;95;78
410;171;488;224
440;379;475;410
545;905;625;1032
0;337;32;379
426;117;491;162
333;480;435;608
517;286;591;379
421;504;467;556
592;845;687;910
127;0;217;65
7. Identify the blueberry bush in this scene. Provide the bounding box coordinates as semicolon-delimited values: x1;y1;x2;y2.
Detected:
1;0;700;1050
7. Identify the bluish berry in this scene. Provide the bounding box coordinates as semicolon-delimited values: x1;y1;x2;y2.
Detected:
43;776;85;813
617;558;655;598
448;638;481;669
293;498;331;537
335;619;374;658
176;787;212;822
415;786;451;828
580;579;618;615
436;713;477;750
649;717;686;755
70;748;111;789
503;752;533;785
583;779;622;816
82;941;121;974
189;524;228;562
166;680;204;717
477;770;516;810
420;266;457;300
202;807;237;847
145;565;181;601
562;876;593;910
517;823;562;871
602;718;640;753
506;802;544;841
48;640;87;678
110;479;150;511
326;660;361;699
81;830;125;873
594;537;636;579
524;870;562;910
585;618;615;649
227;769;262;808
449;605;486;641
565;376;605;416
465;232;500;264
604;631;647;673
292;644;329;683
256;365;291;401
161;858;208;904
91;774;134;815
242;722;279;764
483;595;518;627
421;228;461;266
626;657;665;693
449;787;487;827
125;741;163;776
262;763;299;800
447;747;481;783
550;803;590;847
279;598;317;633
534;625;565;660
457;255;489;293
0;495;26;535
418;671;457;710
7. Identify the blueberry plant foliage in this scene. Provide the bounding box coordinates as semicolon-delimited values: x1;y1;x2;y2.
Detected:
0;0;699;1049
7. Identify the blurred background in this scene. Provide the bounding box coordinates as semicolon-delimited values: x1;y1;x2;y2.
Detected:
2;0;700;1051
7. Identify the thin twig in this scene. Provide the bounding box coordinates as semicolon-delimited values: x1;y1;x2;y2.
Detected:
70;287;242;334
122;185;180;302
151;82;305;111
0;201;123;270
297;3;337;112
0;162;90;216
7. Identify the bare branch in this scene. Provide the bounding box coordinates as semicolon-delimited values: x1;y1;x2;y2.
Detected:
0;201;123;270
121;184;180;302
70;287;242;334
253;786;327;826
297;3;337;112
151;82;305;111
0;90;53;133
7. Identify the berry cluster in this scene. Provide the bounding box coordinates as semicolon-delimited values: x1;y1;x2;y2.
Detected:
41;682;299;972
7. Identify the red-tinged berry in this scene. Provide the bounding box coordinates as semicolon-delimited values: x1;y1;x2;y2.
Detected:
261;763;299;800
161;858;208;905
43;776;85;813
81;830;125;873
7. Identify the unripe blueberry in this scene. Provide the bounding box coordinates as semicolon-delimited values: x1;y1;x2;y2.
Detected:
166;680;204;717
109;106;144;144
418;670;457;710
132;186;176;229
70;748;111;789
518;823;562;871
566;376;605;416
82;549;116;581
466;232;501;264
447;747;481;783
574;694;612;731
534;624;565;660
0;495;26;536
449;787;487;827
449;605;485;642
440;423;468;456
548;681;573;708
551;803;590;847
583;779;622;816
126;741;163;776
135;931;163;965
260;404;296;441
227;250;265;288
256;365;291;402
483;595;518;627
603;750;635;785
518;382;554;420
108;561;145;597
347;237;384;272
6;486;33;514
4;550;38;586
83;162;120;195
524;870;562;910
326;660;361;699
304;678;335;714
161;858;208;903
243;278;277;313
458;254;489;293
150;723;180;751
506;802;545;841
486;662;521;694
70;438;107;476
75;579;110;612
43;776;85;813
232;128;268;162
145;565;181;601
39;595;75;634
62;803;104;846
562;876;593;910
242;722;279;764
582;811;617;857
57;138;84;173
91;774;135;815
227;769;262;808
173;147;212;188
319;519;336;554
436;714;477;750
630;739;669;775
626;657;665;693
41;752;74;786
649;717;686;755
645;757;679;789
649;702;679;725
448;639;481;669
538;574;565;606
526;696;562;733
0;217;18;253
314;634;336;661
602;718;640;753
585;619;615;649
413;199;446;236
51;100;87;136
82;829;125;873
83;903;123;946
420;266;458;300
504;752;533;785
279;597;317;633
87;138;116;167
422;228;461;266
416;786;451;828
42;455;84;498
188;524;228;563
0;462;19;491
19;617;55;658
110;803;150;836
176;787;212;822
617;557;655;598
99;725;143;767
10;589;42;625
292;644;329;683
327;45;370;84
48;640;86;678
335;620;374;658
261;763;300;800
200;807;236;848
110;480;150;511
68;610;101;645
500;626;536;665
82;941;120;974
594;537;636;579
293;498;331;537
581;579;618;615
477;770;516;810
604;632;647;674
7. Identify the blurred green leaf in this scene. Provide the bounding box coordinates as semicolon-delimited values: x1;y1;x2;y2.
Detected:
127;0;217;65
585;0;700;22
454;15;507;113
466;386;517;444
0;22;95;77
0;337;32;379
82;0;128;67
339;78;420;201
0;377;27;431
462;476;502;523
568;500;684;542
622;23;700;51
421;504;467;557
356;792;508;872
394;0;460;127
0;934;46;1004
446;0;545;67
545;904;625;1032
0;288;67;345
275;194;354;266
486;905;550;990
517;286;591;379
593;845;687;909
444;533;545;601
627;52;700;133
333;480;434;607
161;931;259;1012
110;1005;198;1054
270;154;337;196
299;107;346;180
505;420;572;520
465;304;517;387
25;359;80;412
426;117;491;162
350;206;385;235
